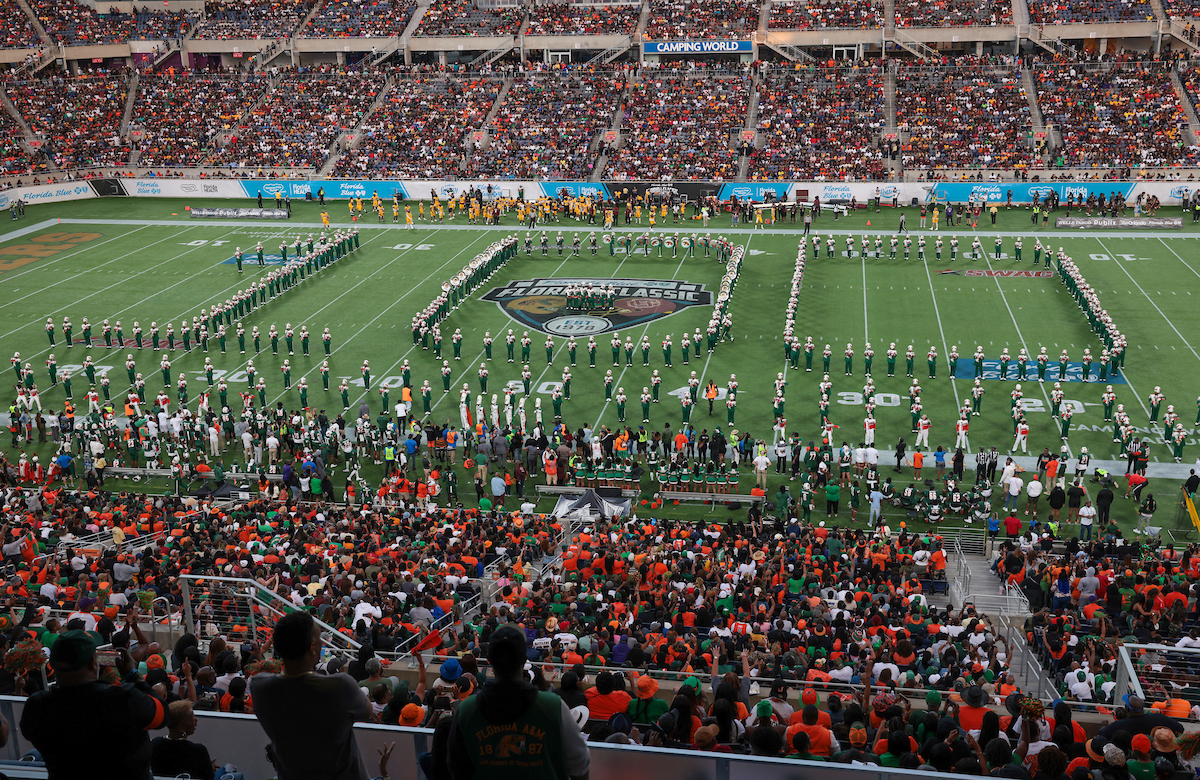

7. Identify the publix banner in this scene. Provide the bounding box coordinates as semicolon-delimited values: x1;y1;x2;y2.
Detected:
928;182;1138;206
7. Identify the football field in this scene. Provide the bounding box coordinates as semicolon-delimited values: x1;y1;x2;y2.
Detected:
3;196;1199;533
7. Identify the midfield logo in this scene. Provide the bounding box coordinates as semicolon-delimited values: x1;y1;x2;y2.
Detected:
481;277;712;337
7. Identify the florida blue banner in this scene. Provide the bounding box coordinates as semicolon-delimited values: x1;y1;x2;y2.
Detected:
953;359;1126;384
929;182;1137;205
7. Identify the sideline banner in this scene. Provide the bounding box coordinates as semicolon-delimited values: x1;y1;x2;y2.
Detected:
929;182;1137;206
1056;216;1183;229
0;181;96;209
13;177;1200;208
190;207;290;219
130;179;248;198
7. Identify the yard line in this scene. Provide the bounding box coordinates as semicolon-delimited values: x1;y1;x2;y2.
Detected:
192;230;422;404
919;258;961;411
1156;237;1200;282
0;222;154;289
861;250;869;343
695;235;755;401
333;232;496;409
427;247;581;416
1095;238;1200;366
980;251;1072;456
591;247;712;430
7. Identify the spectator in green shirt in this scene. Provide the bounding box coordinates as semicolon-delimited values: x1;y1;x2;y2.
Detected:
626;675;669;724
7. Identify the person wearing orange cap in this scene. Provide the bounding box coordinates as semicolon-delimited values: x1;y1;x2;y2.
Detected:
626;675;668;723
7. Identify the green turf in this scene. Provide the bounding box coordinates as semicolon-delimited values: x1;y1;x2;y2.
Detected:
3;196;1198;535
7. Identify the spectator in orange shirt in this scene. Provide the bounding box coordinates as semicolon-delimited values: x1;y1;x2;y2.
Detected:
585;671;632;721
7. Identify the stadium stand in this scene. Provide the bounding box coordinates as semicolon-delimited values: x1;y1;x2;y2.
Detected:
524;2;641;35
642;0;759;39
1034;63;1198;169
1027;0;1154;23
469;72;624;179
194;0;318;39
212;71;383;170
129;8;198;41
0;106;45;175
32;0;134;44
301;0;416;38
129;73;269;168
896;65;1036;171
605;70;748;181
333;76;502;179
748;66;887;181
768;0;885;29
413;0;524;37
4;74;130;169
894;0;1012;26
0;0;41;48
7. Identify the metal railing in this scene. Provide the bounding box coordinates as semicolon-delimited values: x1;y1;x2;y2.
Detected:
180;574;361;655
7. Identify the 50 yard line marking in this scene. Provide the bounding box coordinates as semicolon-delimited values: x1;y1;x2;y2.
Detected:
919;257;961;411
591;245;714;430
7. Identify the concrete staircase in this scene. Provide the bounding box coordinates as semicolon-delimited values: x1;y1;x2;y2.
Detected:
1170;68;1200;146
120;72;138;137
319;75;397;176
14;0;53;50
1020;65;1056;161
590;82;630;181
0;91;35;140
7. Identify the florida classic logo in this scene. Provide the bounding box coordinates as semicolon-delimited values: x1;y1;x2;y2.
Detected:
481;277;712;336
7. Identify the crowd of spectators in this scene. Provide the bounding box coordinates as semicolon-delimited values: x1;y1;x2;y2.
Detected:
130;73;268;168
32;0;126;44
470;73;624;179
748;66;887;181
413;0;523;37
1027;0;1153;23
1163;0;1200;20
642;0;758;40
896;66;1036;170
301;0;416;38
895;0;1012;26
605;71;747;181
0;103;46;175
194;0;317;40
213;71;381;170
768;0;884;30
333;76;501;178
5;74;130;169
130;9;197;41
1034;64;1198;169
0;1;40;48
524;2;640;35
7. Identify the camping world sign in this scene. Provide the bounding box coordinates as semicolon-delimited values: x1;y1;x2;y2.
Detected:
481;277;712;336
